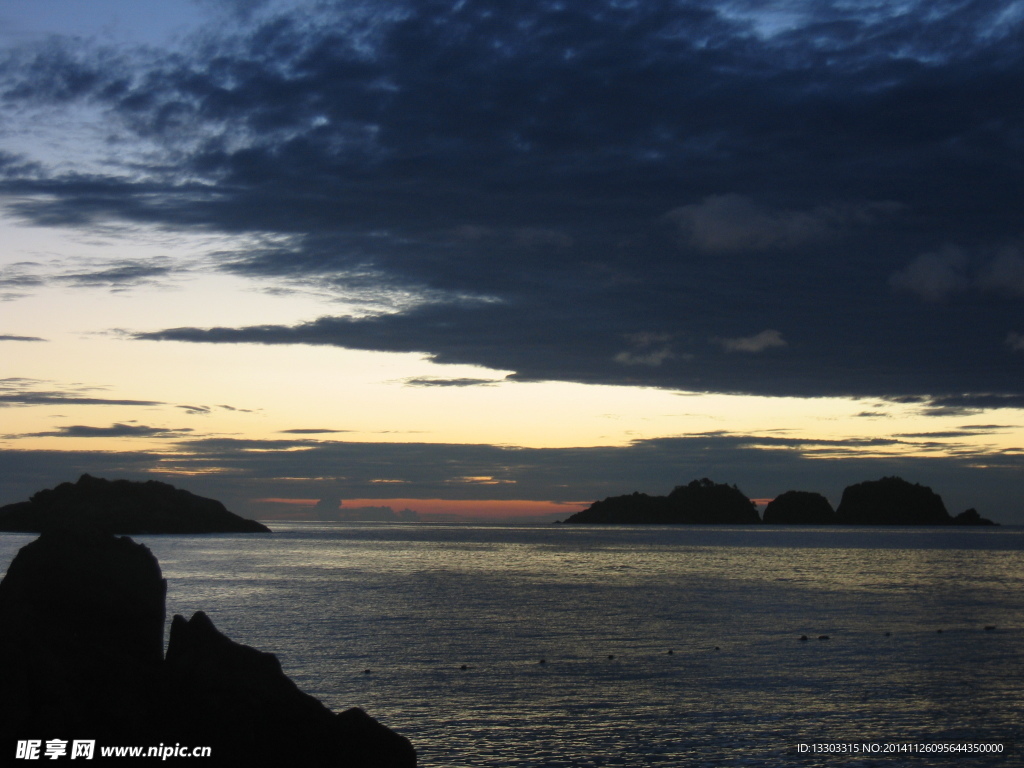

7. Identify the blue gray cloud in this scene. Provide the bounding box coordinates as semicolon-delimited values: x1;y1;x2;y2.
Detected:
55;261;174;289
20;423;193;438
0;0;1021;402
0;378;163;407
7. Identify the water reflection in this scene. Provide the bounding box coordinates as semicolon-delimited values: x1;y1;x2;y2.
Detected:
1;524;1020;766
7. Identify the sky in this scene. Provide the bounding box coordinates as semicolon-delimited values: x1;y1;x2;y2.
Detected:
1;0;1022;523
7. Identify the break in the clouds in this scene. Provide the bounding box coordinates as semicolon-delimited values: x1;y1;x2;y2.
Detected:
1;0;1022;401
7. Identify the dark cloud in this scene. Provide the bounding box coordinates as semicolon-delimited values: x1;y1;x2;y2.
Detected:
0;335;46;342
918;394;1024;416
0;150;42;176
178;403;256;415
0;257;178;298
667;196;900;254
21;423;192;438
194;0;274;22
132;291;1022;400
3;430;1022;522
278;428;351;434
889;245;970;302
893;426;1010;438
127;431;990;503
177;404;211;415
0;378;162;407
403;377;501;387
0;263;46;301
1;1;1022;401
55;261;174;289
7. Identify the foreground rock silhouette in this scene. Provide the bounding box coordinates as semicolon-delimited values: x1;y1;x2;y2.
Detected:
0;474;269;534
0;529;415;767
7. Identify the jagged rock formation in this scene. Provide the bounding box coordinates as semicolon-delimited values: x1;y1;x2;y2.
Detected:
0;530;415;767
564;478;761;524
164;612;415;767
0;474;269;534
835;476;950;525
762;491;837;525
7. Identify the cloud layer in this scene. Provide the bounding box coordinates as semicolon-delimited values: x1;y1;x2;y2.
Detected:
1;0;1022;402
2;430;1019;522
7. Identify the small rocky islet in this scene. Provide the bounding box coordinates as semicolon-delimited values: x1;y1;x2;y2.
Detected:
563;476;998;525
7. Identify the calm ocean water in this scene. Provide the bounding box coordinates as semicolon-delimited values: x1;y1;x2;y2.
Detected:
2;523;1022;766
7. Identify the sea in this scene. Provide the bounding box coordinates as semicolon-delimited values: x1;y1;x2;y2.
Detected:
2;523;1022;767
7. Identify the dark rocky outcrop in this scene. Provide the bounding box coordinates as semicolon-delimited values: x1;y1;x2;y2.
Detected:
0;530;415;766
562;475;1001;526
762;491;837;525
0;529;167;742
835;476;951;525
164;612;415;767
667;479;762;524
563;491;669;524
565;478;760;524
0;474;269;534
951;508;998;526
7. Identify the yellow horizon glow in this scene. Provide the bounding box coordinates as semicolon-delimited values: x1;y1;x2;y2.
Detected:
4;217;1023;492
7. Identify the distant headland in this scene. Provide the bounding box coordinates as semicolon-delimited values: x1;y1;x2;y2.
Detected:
563;476;998;526
0;474;270;534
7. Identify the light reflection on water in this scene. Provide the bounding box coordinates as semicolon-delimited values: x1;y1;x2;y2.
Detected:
2;524;1022;766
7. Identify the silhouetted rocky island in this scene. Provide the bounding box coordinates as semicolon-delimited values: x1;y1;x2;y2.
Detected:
564;476;997;526
836;476;949;525
836;476;997;526
952;507;998;526
564;478;761;524
762;490;836;525
0;529;415;766
0;474;269;534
